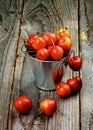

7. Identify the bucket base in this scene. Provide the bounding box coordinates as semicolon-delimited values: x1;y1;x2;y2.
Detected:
35;83;56;91
35;85;56;91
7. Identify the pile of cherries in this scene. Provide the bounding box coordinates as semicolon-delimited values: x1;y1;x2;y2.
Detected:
26;28;72;60
14;28;82;117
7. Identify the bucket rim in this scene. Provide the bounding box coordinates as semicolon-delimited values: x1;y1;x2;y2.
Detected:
21;43;68;63
27;53;67;63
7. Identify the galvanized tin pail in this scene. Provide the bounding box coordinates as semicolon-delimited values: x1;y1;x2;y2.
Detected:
21;44;67;91
28;55;67;91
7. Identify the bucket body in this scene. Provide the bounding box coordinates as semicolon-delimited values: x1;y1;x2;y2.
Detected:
29;55;66;90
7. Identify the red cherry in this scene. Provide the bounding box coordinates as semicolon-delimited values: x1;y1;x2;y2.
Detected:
42;32;57;46
59;65;64;80
52;67;59;82
47;46;54;53
50;45;64;60
52;65;64;83
36;48;49;60
56;82;71;98
27;34;39;47
32;37;46;50
57;37;72;51
68;56;82;71
14;96;32;114
39;98;57;116
67;76;82;94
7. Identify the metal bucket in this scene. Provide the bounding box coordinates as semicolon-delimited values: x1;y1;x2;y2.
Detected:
28;55;67;90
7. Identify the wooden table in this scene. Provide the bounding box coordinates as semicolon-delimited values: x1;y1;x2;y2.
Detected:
0;0;93;130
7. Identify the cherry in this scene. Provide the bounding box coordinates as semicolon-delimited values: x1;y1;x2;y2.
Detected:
50;45;64;60
67;76;82;94
68;56;82;71
47;45;54;53
14;96;32;114
56;28;71;40
42;32;57;46
39;98;57;116
27;34;39;48
57;37;72;51
32;37;46;50
36;48;49;60
52;65;64;83
56;82;71;98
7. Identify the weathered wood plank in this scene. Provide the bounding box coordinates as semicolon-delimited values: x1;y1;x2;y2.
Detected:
0;0;22;130
79;0;93;130
85;0;93;47
54;0;80;129
10;0;80;130
1;0;93;130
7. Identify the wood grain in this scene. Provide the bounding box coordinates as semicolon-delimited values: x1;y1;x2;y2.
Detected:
0;0;93;130
0;0;21;130
85;0;93;47
79;0;93;130
10;0;80;130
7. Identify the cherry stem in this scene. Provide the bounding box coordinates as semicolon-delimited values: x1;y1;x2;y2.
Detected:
37;31;48;35
51;39;55;47
57;57;67;66
21;44;27;52
69;50;75;59
72;50;75;60
31;110;44;126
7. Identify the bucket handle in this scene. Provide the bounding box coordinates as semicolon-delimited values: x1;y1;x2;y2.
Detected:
21;44;27;53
